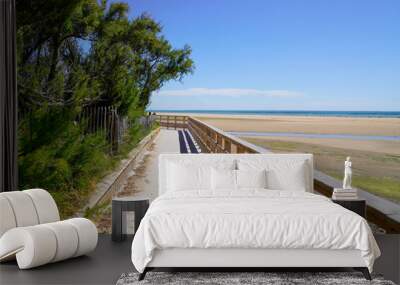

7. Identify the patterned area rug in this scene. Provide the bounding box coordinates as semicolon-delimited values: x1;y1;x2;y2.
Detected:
116;272;395;285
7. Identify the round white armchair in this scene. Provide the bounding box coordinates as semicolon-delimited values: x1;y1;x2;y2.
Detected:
0;189;98;269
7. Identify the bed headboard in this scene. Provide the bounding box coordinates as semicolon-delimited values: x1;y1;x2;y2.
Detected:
158;153;314;195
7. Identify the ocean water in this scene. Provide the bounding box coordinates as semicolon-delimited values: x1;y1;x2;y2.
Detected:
229;131;400;142
148;110;400;118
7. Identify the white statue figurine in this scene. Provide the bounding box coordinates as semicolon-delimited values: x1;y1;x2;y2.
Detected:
343;156;352;189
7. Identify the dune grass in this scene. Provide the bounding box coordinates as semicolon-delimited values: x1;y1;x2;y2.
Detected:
20;125;153;219
244;137;400;203
328;172;400;202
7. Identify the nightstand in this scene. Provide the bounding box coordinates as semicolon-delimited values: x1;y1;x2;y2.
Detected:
332;199;366;218
112;196;149;242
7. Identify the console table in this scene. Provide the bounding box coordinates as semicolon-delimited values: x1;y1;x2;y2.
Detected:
332;199;366;218
112;196;149;242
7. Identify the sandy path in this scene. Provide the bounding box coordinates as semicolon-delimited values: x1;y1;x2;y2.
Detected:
94;129;180;233
120;129;180;200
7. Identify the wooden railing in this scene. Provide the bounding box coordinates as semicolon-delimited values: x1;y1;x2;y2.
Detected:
155;115;187;129
187;117;267;154
156;114;400;233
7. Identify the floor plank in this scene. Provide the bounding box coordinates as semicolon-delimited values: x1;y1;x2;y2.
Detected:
0;234;133;285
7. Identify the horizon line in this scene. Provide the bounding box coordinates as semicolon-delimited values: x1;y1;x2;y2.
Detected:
147;109;400;112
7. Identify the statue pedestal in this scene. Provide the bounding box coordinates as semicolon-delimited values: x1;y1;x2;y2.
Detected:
332;188;358;200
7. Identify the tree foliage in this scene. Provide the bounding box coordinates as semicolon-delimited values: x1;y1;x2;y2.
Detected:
16;0;193;217
17;0;194;113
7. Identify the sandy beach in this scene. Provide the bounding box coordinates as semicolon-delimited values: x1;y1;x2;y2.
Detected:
194;114;400;155
194;114;400;136
192;114;400;154
188;113;399;202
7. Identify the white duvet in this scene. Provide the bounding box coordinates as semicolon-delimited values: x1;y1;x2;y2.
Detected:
131;190;380;273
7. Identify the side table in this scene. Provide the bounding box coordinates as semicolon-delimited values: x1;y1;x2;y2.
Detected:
112;196;149;242
332;199;366;218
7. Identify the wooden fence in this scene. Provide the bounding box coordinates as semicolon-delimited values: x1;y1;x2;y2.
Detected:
155;114;400;233
79;106;124;152
137;115;157;129
79;106;154;153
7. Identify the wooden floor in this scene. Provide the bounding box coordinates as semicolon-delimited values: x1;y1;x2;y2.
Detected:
1;234;399;285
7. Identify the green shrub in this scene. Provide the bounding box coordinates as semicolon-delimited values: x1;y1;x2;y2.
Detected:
18;107;149;218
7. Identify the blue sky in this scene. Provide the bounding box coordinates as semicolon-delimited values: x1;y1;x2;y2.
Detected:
128;0;400;111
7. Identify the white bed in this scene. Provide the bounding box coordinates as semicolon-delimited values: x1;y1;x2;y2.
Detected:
131;154;380;280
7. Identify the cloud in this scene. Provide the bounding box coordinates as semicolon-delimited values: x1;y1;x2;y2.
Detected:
154;88;303;97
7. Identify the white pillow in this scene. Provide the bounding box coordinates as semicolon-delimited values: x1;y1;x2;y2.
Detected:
236;169;267;189
211;168;236;191
266;162;307;191
167;162;211;191
238;159;308;191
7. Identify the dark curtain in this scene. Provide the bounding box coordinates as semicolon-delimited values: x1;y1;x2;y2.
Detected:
0;0;18;192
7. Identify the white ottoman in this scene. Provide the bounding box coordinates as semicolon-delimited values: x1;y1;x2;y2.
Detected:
0;189;98;269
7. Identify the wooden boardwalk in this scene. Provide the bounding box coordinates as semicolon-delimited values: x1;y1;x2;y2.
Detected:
154;115;400;234
92;116;400;234
120;129;200;200
120;129;180;201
